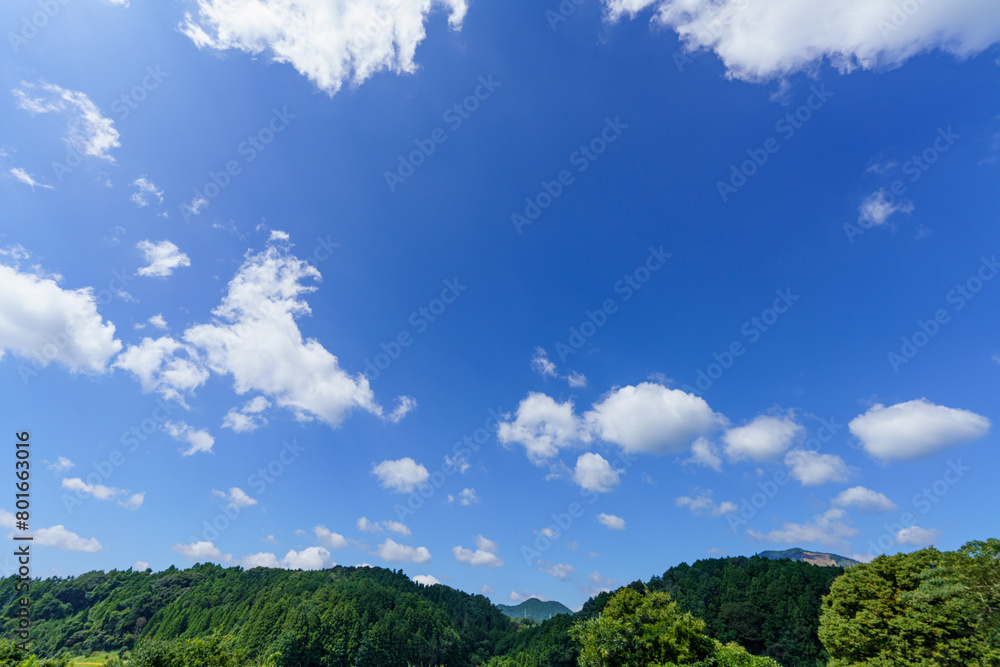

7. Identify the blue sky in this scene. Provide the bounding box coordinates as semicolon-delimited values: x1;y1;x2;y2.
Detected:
1;0;999;609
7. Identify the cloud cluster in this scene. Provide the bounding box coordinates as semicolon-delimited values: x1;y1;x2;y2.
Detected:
180;0;469;94
849;398;990;461
453;535;504;567
13;80;120;160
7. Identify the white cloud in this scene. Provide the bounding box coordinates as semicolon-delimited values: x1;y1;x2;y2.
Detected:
412;574;440;586
784;449;851;486
47;456;75;472
748;508;858;547
34;525;102;552
373;457;429;493
357;517;412;535
604;0;1000;82
450;488;479;506
895;526;940;547
180;0;469;95
131;176;164;207
454;535;504;567
832;486;898;513
724;414;804;462
584;383;722;454
180;240;412;426
113;336;209;405
572;453;622;493
313;526;347;549
133;560;150;571
444;453;470;474
498;393;590;463
0;257;121;375
163;421;215;456
62;478;144;509
858;189;914;227
539;527;558;538
13;80;120;160
531;347;558;378
582;570;619;597
223;396;272;433
567;371;587;388
538;561;575;580
685;436;723;472
675;490;737;516
172;540;231;562
136;240;191;278
243;552;281;568
212;487;258;507
479;585;494;595
284;546;333;570
147;314;168;330
597;513;626;530
10;167;53;190
377;538;431;563
849;399;990;461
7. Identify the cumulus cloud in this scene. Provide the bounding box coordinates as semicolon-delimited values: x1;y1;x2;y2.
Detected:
447;488;479;506
62;478;144;509
567;371;587;388
784;449;851;486
242;552;281;568
748;508;858;547
283;546;332;570
34;525;103;552
163;421;215;456
850;399;990;461
498;393;590;463
180;0;469;95
222;396;271;433
724;414;804;462
412;574;440;586
685;436;723;472
136;240;191;278
858;189;914;227
538;561;575;580
603;0;1000;82
531;347;558;378
895;525;940;547
0;255;121;375
172;540;231;562
584;383;722;454
356;517;411;535
373;457;429;493
597;513;626;530
572;453;622;493
47;456;75;472
453;535;504;567
212;487;257;507
117;238;411;427
10;167;53;190
832;486;898;513
675;490;737;516
377;538;431;563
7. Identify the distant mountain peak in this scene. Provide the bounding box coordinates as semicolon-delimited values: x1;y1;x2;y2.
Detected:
756;547;860;568
496;597;572;621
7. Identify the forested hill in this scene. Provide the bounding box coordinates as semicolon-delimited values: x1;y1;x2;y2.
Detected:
496;598;572;622
0;563;514;666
